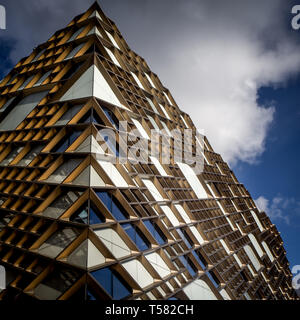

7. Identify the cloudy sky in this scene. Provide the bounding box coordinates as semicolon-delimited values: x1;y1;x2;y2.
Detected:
0;0;300;272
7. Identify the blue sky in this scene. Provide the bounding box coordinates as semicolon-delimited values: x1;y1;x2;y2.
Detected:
0;0;299;273
235;76;300;268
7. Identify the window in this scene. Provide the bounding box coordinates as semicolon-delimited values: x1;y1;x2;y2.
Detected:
174;204;191;224
131;72;145;90
18;145;43;167
89;202;106;225
122;259;154;288
91;267;132;300
193;250;207;270
159;104;171;120
145;252;171;278
69;202;89;224
65;43;85;60
32;48;46;63
54;105;83;126
96;191;129;221
176;162;208;199
67;27;85;43
0;91;49;131
97;160;128;187
177;228;194;249
180;115;189;128
146;98;158;113
145;73;156;88
34;266;81;300
38;227;80;258
207;271;220;288
0;96;16;112
248;234;264;258
100;106;118;128
105;30;120;50
122;223;150;251
43;190;83;219
262;241;275;262
160;205;180;227
147;115;160;131
250;210;264;232
45;158;82;184
163;92;173;105
150;156;168;176
143;220;167;245
52;130;82;153
131;118;149;140
179;255;197;277
142;179;164;201
0;146;24;166
95;228;131;259
34;71;52;87
244;245;261;271
105;47;120;67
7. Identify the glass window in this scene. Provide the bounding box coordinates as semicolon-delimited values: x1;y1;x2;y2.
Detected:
18;75;34;91
147;115;160;131
131;118;149;140
91;267;132;300
0;91;49;131
146;98;158;113
131;72;145;90
69;202;89;224
34;266;81;300
207;271;220;288
38;227;80;258
192;250;207;270
0;146;24;166
34;71;52;87
65;43;85;60
179;255;197;277
160;120;172;137
18;145;43;167
0;96;16;112
105;47;120;67
150;156;168;176
45;158;82;184
159;103;171;120
96;191;129;221
67;27;85;43
52;130;82;153
122;223;150;251
105;31;120;50
32;48;46;63
101;106;119;129
176;162;208;199
177;228;194;249
142;179;164;201
54;104;83;126
89;202;106;225
145;73;156;89
143;220;167;245
43;190;83;219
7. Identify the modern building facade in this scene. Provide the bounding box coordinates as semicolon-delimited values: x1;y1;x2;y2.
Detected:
0;2;297;301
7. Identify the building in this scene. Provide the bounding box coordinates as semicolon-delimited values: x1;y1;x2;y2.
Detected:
0;2;297;301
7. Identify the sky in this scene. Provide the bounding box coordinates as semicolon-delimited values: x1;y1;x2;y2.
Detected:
0;0;299;275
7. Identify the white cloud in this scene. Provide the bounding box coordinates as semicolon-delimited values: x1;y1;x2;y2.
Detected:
255;195;300;225
126;0;300;165
2;0;300;165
